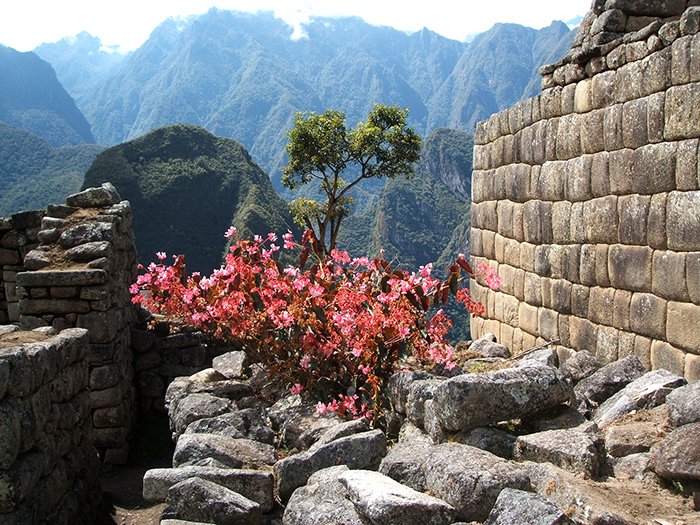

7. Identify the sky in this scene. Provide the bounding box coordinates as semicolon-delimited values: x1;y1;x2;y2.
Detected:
0;0;591;53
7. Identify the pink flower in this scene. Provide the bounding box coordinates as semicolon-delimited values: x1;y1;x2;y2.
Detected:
300;355;311;369
283;231;295;250
419;263;433;277
156;251;166;260
290;383;304;395
267;232;278;242
224;226;237;239
331;249;351;264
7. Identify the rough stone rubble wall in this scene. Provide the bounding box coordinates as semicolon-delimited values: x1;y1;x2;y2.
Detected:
4;184;139;463
0;327;101;524
470;2;700;381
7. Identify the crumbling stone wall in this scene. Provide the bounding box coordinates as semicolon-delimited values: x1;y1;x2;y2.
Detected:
470;2;700;381
10;184;138;463
0;326;101;524
0;211;43;324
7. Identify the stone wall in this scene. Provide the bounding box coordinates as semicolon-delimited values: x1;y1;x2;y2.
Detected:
0;326;101;524
10;184;138;463
0;211;43;324
470;2;700;381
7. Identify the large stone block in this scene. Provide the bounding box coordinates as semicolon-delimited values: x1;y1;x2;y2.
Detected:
665;83;700;140
579;244;597;286
650;341;686;376
666;301;700;354
675;139;699;190
519;302;539;335
633;143;677;195
647;193;668;250
592;70;616;108
617;195;650;245
608;245;652;292
566;156;594;202
653;251;689;301
595;245;611;287
622;98;648;149
667;191;700;251
612;289;632;331
569;316;598;352
583;196;618;244
688;252;700;304
630;293;667;340
646;92;666;144
588;287;615;326
590;151;610;198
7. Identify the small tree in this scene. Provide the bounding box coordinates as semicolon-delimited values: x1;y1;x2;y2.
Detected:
282;104;421;255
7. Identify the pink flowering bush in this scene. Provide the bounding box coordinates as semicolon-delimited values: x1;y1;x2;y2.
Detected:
131;228;500;423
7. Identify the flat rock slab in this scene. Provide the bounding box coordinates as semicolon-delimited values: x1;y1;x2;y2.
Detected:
166;477;261;525
593;369;685;427
184;408;276;445
666;381;700;427
483;488;575;525
379;441;432;492
212;351;249;380
654;422;700;481
170;393;234;438
283;466;366;525
339;469;455;525
424;443;531;522
514;426;604;478
573;355;646;408
143;466;274;512
432;365;573;432
173;434;276;469
274;429;387;502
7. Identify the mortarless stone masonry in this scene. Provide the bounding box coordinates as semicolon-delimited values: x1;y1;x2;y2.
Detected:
470;1;700;381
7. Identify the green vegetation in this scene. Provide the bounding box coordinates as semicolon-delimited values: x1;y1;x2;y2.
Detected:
0;123;102;216
82;124;298;273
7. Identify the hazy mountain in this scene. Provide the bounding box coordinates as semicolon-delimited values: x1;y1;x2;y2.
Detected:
81;124;298;273
0;45;95;146
0;123;103;216
40;10;572;187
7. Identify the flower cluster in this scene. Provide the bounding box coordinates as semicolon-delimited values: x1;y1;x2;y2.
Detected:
131;229;500;423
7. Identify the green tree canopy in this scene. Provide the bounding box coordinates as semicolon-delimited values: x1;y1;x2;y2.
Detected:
282;103;421;255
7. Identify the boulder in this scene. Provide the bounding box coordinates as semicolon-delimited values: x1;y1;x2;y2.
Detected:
184;408;276;445
339;469;456;525
267;397;341;449
143;466;274;512
169;393;234;439
165;376;251;411
308;418;369;451
483;488;575;525
653;422;700;482
166;477;261;525
603;406;668;458
173;434;276;469
387;370;432;415
432;365;573;432
514;348;558;368
379;441;432;492
212;351;249;380
424;443;531;522
406;378;444;429
514;426;605;478
665;381;700;427
593;369;685;427
65;183;121;208
453;427;516;459
524;405;588;433
469;333;511;358
274;429;387;502
573;355;646;408
282;466;365;525
559;350;603;383
612;453;652;480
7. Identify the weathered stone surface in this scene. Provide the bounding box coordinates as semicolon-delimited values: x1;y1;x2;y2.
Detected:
170;393;234;439
613;452;652;480
665;83;700;141
173;434;276;469
308;418;370;452
274;429;387;501
483;488;575;525
21;250;51;270
17;270;107;287
453;427;516;459
65;183;121;208
560;350;603;383
0;399;21;469
64;241;113;263
424;443;531;522
281;405;343;451
379;441;432;492
143;467;274;512
339;469;456;525
184;408;275;445
283;466;366;525
406;379;443;429
211;351;249;380
654;422;700;481
166;477;261;525
608;245;652;292
514;426;604;478
604;408;667;457
666;301;700;353
667;191;700;251
514;348;558;368
526;405;588;433
432;366;573;433
469;333;511;358
666;381;700;427
574;355;646;408
58;222;115;249
164;377;251;411
387;370;432;415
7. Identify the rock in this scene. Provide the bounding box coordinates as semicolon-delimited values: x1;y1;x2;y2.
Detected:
58;222;115;249
432;365;573;432
274;429;387;502
64;241;113;263
281;405;342;450
574;355;647;409
387;370;432;415
166;477;261;525
406;378;443;429
165;377;251;411
593;369;685;427
379;441;432;492
184;408;276;445
143;466;274;512
267;395;304;429
612;452;652;480
560;350;604;383
212;351;249;380
170;393;234;439
161;520;214;525
653;422;700;481
665;381;700;427
469;333;511;358
308;418;369;451
65;183;121;208
603;407;668;458
173;434;276;469
339;469;456;525
525;405;588;433
514;348;558;368
514;426;605;478
483;488;575;525
424;443;531;522
397;421;433;447
453;427;516;459
22;250;52;270
282;466;366;525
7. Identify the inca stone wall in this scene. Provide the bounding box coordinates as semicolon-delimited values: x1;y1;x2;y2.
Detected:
470;2;700;381
3;183;139;463
0;326;101;524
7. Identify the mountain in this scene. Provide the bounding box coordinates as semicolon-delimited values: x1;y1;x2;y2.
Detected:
0;123;103;216
34;32;125;117
0;45;96;146
81;124;298;273
43;11;573;187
